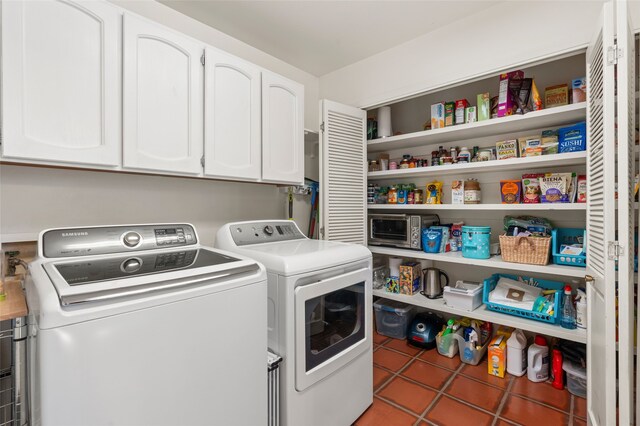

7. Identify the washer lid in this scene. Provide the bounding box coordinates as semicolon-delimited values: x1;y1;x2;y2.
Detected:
227;239;371;275
43;248;259;306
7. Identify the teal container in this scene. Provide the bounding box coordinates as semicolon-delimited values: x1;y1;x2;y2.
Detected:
461;226;491;259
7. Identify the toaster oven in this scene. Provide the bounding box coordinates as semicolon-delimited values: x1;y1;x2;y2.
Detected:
368;214;440;250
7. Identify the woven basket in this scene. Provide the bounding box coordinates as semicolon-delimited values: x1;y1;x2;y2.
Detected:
499;235;551;265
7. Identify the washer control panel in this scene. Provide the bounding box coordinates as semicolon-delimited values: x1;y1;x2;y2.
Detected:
230;221;306;246
42;224;197;258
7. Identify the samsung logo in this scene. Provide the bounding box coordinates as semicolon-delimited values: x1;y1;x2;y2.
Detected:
61;232;88;237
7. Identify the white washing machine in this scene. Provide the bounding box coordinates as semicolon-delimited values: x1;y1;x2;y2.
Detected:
25;223;268;426
216;220;373;426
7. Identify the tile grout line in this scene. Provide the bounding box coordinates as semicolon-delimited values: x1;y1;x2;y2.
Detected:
415;359;466;424
492;375;515;425
568;394;575;425
375;348;426;396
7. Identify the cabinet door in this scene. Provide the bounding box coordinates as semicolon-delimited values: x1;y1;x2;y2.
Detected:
123;13;203;175
1;0;121;166
261;72;304;184
204;48;261;180
585;3;617;425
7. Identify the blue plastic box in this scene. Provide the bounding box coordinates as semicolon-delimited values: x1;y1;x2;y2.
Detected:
558;121;586;153
552;228;587;267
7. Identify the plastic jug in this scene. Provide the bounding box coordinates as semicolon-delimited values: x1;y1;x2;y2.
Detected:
527;335;549;382
506;329;527;376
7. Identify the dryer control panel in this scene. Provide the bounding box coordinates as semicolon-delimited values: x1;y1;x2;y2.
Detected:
42;224;197;258
229;221;306;246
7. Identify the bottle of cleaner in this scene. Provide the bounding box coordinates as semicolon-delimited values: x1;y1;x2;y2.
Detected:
576;288;587;329
527;335;549;382
551;349;564;390
560;285;577;329
506;329;527;376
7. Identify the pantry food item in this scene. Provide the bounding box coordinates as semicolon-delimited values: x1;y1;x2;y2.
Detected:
500;180;522;204
530;80;543;111
452;180;465;204
431;103;445;129
458;147;471;163
540;173;573;203
558;122;586;153
522;173;544;203
577;175;587;203
541;129;559;155
545;84;569;108
445;102;455;127
498;70;524;117
464;179;481;204
477;92;491;121
422;228;443;254
455;99;470;125
496;140;518;160
426;181;443;204
450;222;464;252
388;186;398;204
465;106;477;123
490;95;500;118
572;78;586;103
518;136;542;157
515;78;533;114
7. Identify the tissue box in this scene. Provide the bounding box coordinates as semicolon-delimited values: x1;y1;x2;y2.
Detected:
385;276;399;293
399;263;421;295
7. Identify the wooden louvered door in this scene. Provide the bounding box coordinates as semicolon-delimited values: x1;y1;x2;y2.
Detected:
616;1;637;425
320;100;367;244
585;2;617;425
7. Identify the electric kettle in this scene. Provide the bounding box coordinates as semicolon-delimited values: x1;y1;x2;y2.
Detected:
421;267;449;299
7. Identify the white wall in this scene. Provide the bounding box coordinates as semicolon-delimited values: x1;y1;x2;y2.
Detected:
319;1;619;109
0;165;285;246
110;0;320;132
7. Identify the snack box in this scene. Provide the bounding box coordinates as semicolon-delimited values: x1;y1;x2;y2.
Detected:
452;180;465;205
541;129;559;155
465;106;477;123
431;102;445;129
572;78;586;103
477;93;490;121
445;102;455;127
498;71;524;117
558;121;587;153
500;180;522;204
545;84;569;108
518;136;542;157
399;262;422;295
488;334;509;378
455;99;469;125
496;140;518;160
522;173;544;203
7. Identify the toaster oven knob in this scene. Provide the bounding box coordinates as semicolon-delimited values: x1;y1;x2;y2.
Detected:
263;225;274;236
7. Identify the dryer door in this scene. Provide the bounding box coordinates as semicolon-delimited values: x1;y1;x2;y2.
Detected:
294;266;371;391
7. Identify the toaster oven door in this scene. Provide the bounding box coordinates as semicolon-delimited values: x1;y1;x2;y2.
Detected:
369;215;411;248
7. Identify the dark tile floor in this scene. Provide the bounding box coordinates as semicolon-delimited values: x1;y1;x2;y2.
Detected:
354;332;586;426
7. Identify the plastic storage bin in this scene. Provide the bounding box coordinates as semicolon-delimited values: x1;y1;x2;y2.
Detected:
551;228;586;267
483;273;564;324
457;335;489;365
462;226;491;259
563;359;587;398
443;281;483;311
435;329;462;358
373;299;415;339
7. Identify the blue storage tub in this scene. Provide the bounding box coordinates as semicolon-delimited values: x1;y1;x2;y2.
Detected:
482;273;564;324
552;228;587;267
462;226;491;259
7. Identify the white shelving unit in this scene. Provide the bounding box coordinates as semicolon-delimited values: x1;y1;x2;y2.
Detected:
372;289;587;344
368;246;586;278
368;203;587;211
368;151;586;179
366;103;586;153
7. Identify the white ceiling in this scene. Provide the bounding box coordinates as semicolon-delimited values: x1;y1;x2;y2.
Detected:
159;1;501;77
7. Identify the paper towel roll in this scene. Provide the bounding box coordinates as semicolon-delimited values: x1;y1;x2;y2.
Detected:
377;106;392;138
388;257;402;277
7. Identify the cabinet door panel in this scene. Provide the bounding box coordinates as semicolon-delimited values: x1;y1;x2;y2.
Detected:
204;48;261;180
1;0;120;166
123;14;203;175
262;72;304;184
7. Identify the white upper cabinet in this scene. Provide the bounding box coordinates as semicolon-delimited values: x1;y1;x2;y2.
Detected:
1;0;121;166
122;13;204;175
261;71;304;184
204;48;261;181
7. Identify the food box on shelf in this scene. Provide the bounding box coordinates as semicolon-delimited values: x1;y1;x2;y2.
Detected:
373;300;415;339
399;262;421;295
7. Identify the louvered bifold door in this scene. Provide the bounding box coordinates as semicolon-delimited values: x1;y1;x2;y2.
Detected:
615;1;637;424
585;3;617;425
320;100;366;244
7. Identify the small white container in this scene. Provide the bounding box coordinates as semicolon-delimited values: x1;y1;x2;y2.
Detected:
506;329;527;376
527;335;550;382
563;359;587;398
443;280;483;311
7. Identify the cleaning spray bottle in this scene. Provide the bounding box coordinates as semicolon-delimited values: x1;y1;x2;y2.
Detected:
576;288;587;329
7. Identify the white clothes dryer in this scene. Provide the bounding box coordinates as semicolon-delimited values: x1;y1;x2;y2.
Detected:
216;220;373;426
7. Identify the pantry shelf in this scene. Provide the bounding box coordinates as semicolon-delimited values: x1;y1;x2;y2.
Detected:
366;102;587;154
368;203;587;211
368;246;587;278
372;289;587;344
367;151;587;180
